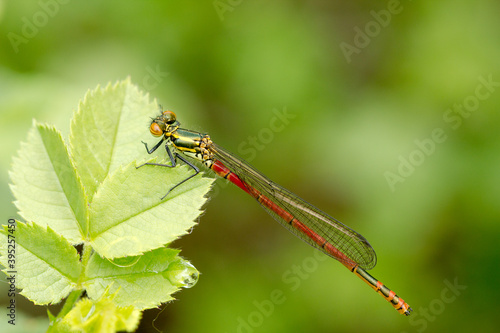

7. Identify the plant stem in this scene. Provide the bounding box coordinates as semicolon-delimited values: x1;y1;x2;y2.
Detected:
47;243;93;331
46;289;82;332
80;242;93;268
57;289;82;319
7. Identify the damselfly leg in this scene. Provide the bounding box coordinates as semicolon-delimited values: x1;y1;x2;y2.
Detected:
138;139;200;199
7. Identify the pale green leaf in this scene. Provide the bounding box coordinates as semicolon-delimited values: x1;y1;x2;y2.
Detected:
89;161;213;258
0;222;82;305
84;247;198;310
9;123;88;244
69;78;158;200
62;293;141;333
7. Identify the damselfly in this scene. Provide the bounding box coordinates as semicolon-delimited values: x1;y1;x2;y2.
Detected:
139;110;412;316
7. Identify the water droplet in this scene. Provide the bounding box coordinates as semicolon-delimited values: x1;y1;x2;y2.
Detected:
166;260;199;288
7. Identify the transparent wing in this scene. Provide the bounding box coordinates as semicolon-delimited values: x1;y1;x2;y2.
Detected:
209;144;377;270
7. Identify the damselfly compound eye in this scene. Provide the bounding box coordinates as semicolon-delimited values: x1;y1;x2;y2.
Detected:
150;122;164;136
162;110;177;124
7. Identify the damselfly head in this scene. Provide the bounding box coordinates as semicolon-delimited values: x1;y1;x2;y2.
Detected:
149;110;178;137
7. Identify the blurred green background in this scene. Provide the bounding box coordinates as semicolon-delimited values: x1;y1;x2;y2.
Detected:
1;1;499;332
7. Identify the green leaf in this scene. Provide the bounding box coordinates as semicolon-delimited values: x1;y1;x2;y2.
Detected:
0;222;82;305
89;161;213;259
69;78;159;201
83;247;198;309
9;123;88;243
62;292;141;333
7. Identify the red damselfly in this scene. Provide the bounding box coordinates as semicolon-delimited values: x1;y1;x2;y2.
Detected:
139;110;412;316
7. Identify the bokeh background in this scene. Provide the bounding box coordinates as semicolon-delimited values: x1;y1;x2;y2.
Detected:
1;1;499;332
